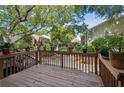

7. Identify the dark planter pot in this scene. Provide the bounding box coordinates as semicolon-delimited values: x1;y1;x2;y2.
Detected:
25;47;30;52
68;48;73;52
100;48;109;60
83;49;87;53
51;47;54;51
109;51;124;69
2;48;10;55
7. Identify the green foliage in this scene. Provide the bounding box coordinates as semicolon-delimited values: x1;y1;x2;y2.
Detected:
107;35;124;52
75;44;83;53
92;37;107;49
75;44;94;53
0;42;15;50
14;35;33;50
87;46;95;53
0;5;124;52
88;5;124;19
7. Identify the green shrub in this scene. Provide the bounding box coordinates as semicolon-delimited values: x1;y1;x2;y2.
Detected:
87;46;95;53
75;44;83;53
92;37;107;49
107;35;124;52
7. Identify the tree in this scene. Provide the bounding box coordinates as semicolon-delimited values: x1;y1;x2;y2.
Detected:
87;5;124;19
0;5;35;42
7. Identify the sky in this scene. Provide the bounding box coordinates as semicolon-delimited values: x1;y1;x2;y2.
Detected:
84;13;106;29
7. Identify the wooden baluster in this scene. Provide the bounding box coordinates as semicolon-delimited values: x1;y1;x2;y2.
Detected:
81;54;84;72
91;56;93;73
5;59;8;77
0;59;3;79
61;53;63;68
48;52;49;65
71;54;72;69
56;52;58;66
74;54;75;70
13;56;16;74
63;53;65;69
84;55;86;72
79;54;81;71
39;50;42;64
88;56;90;73
99;60;101;76
35;51;38;65
69;54;70;69
10;57;13;75
95;54;98;75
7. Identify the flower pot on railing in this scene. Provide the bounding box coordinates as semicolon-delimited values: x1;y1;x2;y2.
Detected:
100;48;109;60
68;47;73;52
51;47;54;51
83;48;87;53
25;47;30;52
2;48;10;55
109;51;124;69
1;43;11;55
95;47;100;53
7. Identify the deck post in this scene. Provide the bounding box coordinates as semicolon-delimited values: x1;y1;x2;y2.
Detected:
35;51;38;64
95;53;98;75
0;61;3;79
39;50;42;64
61;53;63;68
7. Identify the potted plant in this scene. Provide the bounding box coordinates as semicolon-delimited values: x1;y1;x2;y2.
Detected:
0;42;13;55
82;45;87;53
25;46;30;51
100;47;109;60
67;43;74;52
35;39;43;51
43;45;47;51
92;37;107;53
108;35;124;69
49;42;56;51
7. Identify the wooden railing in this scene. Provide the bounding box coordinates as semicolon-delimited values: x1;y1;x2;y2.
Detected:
38;51;98;74
98;54;124;87
0;50;124;87
0;51;38;79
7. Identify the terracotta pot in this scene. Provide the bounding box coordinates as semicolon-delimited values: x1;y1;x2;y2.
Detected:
95;48;100;53
109;51;124;69
2;48;10;55
83;49;87;53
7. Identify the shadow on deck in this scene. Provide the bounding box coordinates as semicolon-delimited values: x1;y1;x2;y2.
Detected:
0;64;103;87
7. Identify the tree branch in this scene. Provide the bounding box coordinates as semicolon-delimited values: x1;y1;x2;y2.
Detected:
8;5;35;33
15;5;20;17
20;5;35;22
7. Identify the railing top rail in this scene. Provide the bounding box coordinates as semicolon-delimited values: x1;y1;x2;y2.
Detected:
40;50;97;56
98;54;124;80
0;50;97;60
0;50;37;59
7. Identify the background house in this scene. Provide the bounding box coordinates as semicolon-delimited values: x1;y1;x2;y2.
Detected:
82;15;124;44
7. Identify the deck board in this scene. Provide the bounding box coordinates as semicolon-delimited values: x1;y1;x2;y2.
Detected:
0;64;103;87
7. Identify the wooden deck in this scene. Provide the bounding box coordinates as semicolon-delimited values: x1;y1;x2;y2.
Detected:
0;64;103;87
